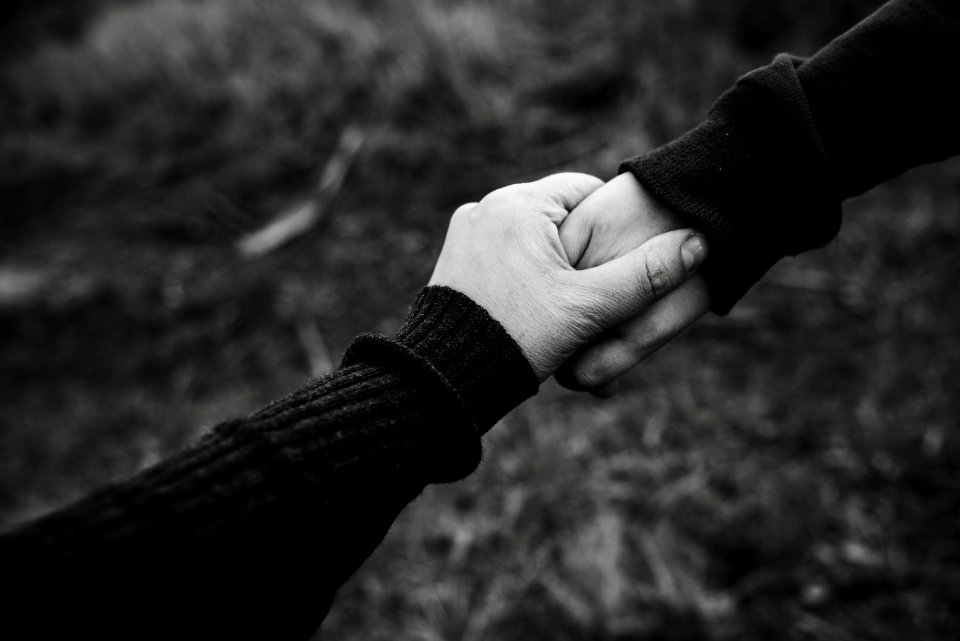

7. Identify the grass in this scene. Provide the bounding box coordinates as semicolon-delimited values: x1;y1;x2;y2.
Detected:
2;0;958;639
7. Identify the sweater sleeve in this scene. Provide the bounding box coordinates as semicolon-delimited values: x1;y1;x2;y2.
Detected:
0;286;538;641
621;0;960;314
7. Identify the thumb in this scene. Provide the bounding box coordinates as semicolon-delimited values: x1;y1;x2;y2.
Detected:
575;229;707;329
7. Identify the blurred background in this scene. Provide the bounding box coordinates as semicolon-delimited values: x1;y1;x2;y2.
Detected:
2;0;959;638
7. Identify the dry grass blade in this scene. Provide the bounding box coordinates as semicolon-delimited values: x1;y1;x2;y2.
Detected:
236;127;365;259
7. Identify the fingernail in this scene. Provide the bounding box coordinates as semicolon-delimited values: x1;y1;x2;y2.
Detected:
680;234;707;272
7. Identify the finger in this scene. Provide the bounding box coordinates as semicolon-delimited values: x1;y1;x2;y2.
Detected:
527;172;604;224
555;278;707;390
575;229;707;329
453;202;479;218
558;172;649;266
557;202;593;266
557;276;709;390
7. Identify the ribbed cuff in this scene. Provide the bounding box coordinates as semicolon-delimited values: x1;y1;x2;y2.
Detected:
395;286;539;434
340;333;483;482
621;55;842;314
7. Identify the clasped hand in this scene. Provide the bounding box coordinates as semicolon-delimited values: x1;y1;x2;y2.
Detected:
429;172;708;387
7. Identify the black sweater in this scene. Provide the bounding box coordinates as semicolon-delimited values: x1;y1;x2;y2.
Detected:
623;0;960;313
2;0;959;639
0;287;539;639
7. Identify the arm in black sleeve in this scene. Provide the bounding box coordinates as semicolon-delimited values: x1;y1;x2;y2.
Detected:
0;286;538;641
621;0;960;313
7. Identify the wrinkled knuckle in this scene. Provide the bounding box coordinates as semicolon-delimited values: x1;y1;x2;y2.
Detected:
631;267;656;306
573;360;605;390
637;256;672;304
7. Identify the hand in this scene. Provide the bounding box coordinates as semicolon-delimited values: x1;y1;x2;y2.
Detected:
556;172;711;394
429;172;707;381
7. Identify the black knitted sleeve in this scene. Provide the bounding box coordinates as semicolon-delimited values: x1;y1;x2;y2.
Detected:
0;286;538;641
621;0;960;314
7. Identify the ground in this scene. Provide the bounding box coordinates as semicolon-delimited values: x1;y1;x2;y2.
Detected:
1;0;958;639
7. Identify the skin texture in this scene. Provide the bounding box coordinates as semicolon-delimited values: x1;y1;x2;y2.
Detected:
556;172;711;394
429;172;707;382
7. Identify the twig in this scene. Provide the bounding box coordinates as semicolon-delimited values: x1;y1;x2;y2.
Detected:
295;317;335;377
236;127;365;258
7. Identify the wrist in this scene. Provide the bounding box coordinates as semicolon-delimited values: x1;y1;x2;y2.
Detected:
620;55;840;314
395;286;539;434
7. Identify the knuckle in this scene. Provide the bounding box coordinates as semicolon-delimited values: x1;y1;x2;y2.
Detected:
480;187;508;205
482;184;526;206
576;341;641;386
554;363;584;391
507;183;538;199
620;331;659;362
616;316;680;364
573;359;605;389
637;255;673;303
451;202;477;221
